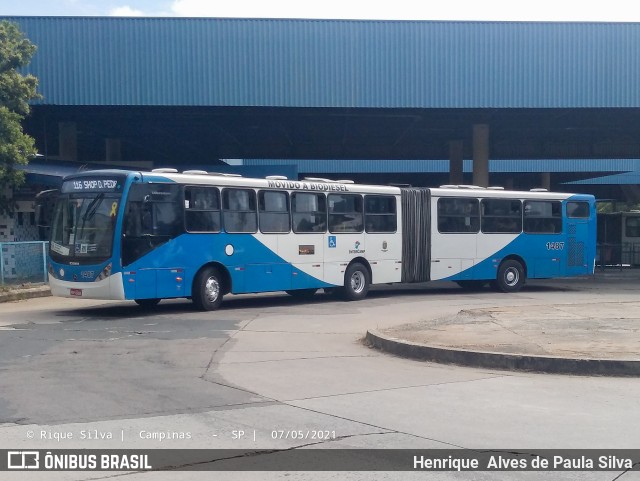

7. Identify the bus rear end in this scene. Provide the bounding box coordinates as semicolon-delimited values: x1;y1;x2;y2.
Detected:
48;172;129;300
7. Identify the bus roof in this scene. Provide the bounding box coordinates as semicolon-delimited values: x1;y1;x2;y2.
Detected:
62;169;593;200
430;187;593;201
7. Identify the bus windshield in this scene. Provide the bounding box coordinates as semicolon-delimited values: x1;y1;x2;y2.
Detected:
50;193;121;263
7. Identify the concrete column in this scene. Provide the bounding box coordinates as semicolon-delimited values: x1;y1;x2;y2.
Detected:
472;123;489;187
58;122;77;161
106;138;122;163
539;172;551;190
448;140;464;185
504;177;514;190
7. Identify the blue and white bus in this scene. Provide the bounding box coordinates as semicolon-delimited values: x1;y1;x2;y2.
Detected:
47;169;596;310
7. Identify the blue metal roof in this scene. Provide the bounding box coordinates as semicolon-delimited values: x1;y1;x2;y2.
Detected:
19;158;638;186
17;159;298;186
565;171;640;185
17;159;133;186
6;17;640;108
243;158;640;174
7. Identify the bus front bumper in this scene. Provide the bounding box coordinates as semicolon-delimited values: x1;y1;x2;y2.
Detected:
49;272;126;300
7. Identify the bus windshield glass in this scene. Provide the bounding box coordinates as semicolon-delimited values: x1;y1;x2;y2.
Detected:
50;177;125;262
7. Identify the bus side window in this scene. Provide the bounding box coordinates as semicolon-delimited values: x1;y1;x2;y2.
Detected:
481;199;522;233
292;193;326;233
121;183;183;266
625;217;640;237
437;198;480;233
185;186;221;232
329;194;363;233
364;195;397;233
223;188;257;233
259;190;290;233
567;201;590;219
123;202;143;236
524;200;562;234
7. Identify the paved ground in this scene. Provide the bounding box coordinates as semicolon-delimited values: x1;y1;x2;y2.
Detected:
0;271;639;480
377;299;640;359
367;272;640;374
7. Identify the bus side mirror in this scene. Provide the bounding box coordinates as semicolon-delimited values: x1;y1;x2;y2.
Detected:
35;204;43;225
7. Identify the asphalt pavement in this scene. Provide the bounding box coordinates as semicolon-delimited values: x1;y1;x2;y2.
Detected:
1;270;640;480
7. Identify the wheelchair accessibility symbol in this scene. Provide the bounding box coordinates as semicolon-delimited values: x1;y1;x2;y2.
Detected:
328;236;337;248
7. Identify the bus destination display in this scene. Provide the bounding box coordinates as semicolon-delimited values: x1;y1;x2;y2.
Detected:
62;178;123;193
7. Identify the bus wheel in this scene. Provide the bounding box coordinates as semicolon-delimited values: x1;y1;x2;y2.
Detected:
285;288;317;298
343;262;370;301
134;298;160;308
193;267;224;311
495;260;525;293
455;280;487;291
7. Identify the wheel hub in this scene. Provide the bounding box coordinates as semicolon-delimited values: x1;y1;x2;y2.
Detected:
351;271;365;293
205;277;220;302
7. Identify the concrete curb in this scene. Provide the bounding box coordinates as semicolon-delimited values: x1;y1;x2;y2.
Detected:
365;329;640;377
0;285;52;303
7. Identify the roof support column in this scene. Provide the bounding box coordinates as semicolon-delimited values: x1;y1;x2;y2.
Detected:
472;123;489;187
539;172;551;190
504;177;514;190
58;122;77;162
448;140;464;185
106;138;122;163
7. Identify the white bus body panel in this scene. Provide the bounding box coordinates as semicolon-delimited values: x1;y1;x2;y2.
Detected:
49;272;126;300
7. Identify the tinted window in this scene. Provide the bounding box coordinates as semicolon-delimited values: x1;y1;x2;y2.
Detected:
524;201;562;234
223;189;257;233
626;217;640;237
481;199;522;233
567;201;590;219
122;183;183;266
438;198;480;233
328;194;363;233
364;195;397;233
292;193;326;233
124;183;182;238
259;190;290;233
185;186;220;232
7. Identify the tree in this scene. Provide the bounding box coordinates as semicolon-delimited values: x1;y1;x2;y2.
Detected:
0;20;39;214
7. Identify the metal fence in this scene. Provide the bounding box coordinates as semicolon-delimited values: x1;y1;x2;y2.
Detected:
0;241;49;285
596;242;640;270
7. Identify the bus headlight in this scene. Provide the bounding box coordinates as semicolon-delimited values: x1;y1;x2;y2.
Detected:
96;263;112;281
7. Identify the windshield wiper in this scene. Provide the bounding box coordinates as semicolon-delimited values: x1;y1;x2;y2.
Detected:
77;194;105;241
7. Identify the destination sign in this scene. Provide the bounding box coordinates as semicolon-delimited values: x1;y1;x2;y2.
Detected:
61;177;124;194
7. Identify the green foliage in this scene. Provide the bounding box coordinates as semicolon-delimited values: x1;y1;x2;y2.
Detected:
0;20;39;214
596;201;640;214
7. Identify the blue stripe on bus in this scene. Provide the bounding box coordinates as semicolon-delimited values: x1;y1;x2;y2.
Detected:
121;233;334;299
443;222;596;281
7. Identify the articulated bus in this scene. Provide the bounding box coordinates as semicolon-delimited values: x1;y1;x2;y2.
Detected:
47;169;596;310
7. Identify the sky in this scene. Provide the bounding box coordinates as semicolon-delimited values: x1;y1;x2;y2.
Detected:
1;0;639;22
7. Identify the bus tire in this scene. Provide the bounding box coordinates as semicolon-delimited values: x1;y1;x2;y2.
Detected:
193;266;224;311
343;262;370;301
285;288;317;298
455;280;487;291
134;298;160;308
495;259;525;293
